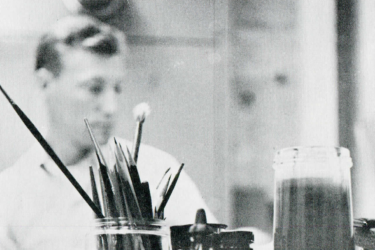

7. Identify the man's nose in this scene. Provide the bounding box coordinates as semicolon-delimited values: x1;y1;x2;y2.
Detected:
100;88;118;116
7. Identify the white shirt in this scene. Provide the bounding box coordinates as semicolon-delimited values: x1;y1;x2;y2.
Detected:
0;138;216;249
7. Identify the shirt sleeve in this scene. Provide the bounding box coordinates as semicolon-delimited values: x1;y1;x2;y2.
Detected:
0;175;20;250
0;226;18;250
164;169;218;225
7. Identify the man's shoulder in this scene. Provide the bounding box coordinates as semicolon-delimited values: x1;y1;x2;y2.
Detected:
0;145;44;186
141;143;179;164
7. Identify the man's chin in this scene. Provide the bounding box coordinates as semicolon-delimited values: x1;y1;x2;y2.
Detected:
95;133;112;146
82;131;112;148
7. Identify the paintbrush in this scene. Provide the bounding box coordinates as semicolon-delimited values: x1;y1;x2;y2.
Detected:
89;166;102;215
96;153;119;218
89;166;110;250
84;118;107;166
132;102;150;163
0;84;104;218
114;161;133;221
113;140;135;221
115;142;153;250
126;146;142;186
125;146;154;219
107;164;126;218
154;175;171;216
156;164;184;219
154;169;171;217
156;168;171;190
105;144;127;218
138;182;153;219
114;139;144;220
84;118;118;217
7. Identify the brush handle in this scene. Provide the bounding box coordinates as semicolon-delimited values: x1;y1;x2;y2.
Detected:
138;182;153;219
84;118;107;165
89;166;102;216
132;121;143;164
126;147;142;185
156;164;184;218
97;155;119;218
156;167;171;189
0;85;104;218
115;143;144;220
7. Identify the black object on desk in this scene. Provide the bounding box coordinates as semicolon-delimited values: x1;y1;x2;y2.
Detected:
170;209;254;250
354;218;375;250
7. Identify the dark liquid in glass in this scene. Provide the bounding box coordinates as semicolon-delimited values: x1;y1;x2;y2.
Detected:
273;178;354;250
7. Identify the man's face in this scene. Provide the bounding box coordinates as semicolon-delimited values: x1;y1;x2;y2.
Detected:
44;48;126;148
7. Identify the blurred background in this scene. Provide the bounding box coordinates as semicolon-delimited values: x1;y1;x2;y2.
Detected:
1;0;374;240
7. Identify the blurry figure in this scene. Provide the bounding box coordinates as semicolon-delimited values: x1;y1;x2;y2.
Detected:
63;0;126;19
0;14;215;249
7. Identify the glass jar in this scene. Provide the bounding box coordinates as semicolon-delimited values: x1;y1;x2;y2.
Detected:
86;218;171;250
272;146;354;250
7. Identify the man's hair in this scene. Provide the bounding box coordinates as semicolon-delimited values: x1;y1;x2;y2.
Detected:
35;14;126;77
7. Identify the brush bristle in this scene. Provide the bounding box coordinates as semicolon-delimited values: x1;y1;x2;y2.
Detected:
133;102;151;122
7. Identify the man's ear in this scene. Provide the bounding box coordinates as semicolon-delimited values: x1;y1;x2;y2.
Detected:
35;68;54;89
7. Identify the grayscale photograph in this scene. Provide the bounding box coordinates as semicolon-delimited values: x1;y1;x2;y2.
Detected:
0;0;371;249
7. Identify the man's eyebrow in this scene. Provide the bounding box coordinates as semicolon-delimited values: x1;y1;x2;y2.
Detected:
78;77;105;86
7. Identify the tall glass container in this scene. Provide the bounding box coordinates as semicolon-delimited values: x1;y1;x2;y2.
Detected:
272;146;354;250
86;218;171;250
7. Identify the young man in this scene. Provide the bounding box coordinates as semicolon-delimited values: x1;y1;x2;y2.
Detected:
0;14;215;249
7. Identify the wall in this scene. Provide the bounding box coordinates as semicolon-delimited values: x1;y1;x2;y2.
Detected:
228;0;338;234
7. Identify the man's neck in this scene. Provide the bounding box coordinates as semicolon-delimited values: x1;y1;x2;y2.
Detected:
45;135;93;166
